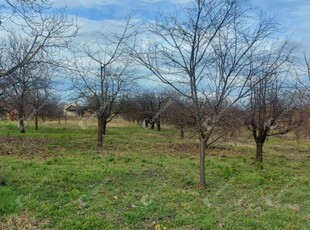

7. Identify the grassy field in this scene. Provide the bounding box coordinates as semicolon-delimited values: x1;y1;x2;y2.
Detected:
0;119;310;229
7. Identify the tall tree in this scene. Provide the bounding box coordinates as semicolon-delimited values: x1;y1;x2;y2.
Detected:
70;18;138;147
130;0;282;187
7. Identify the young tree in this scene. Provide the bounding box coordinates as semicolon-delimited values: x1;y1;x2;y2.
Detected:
246;79;301;163
42;95;65;122
129;0;283;187
70;18;138;147
134;91;169;131
118;95;143;124
3;57;52;133
29;88;50;130
164;95;195;138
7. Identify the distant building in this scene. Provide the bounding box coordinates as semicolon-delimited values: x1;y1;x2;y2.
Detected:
64;102;80;117
7;110;18;121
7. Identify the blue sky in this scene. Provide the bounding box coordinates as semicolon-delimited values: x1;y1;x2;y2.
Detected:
50;0;310;100
52;0;310;50
255;0;310;47
54;0;190;20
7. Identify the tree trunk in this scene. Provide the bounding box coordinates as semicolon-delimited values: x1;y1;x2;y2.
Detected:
308;115;310;138
156;119;161;131
143;119;149;128
103;119;107;135
199;136;207;188
256;142;263;163
19;118;25;133
307;103;310;138
35;115;38;130
97;117;103;147
180;126;184;139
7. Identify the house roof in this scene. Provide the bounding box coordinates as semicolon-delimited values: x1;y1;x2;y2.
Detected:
64;102;79;111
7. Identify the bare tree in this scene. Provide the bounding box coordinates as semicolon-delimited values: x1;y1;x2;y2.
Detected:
70;18;138;147
0;0;77;78
246;81;303;163
119;90;173;131
42;95;64;122
3;61;51;132
301;54;310;137
129;0;283;187
133;91;168;131
246;39;300;163
163;94;195;138
118;95;143;124
29;87;50;130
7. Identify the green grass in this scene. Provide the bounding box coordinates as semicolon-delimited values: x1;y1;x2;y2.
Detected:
0;120;310;229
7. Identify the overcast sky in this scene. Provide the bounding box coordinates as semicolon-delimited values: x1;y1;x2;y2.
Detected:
51;0;310;51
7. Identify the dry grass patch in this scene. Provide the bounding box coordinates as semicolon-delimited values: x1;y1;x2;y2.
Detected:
0;212;49;230
0;137;64;159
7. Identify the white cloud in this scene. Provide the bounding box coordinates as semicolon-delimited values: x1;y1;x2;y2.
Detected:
170;0;192;3
253;0;310;52
53;0;121;8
